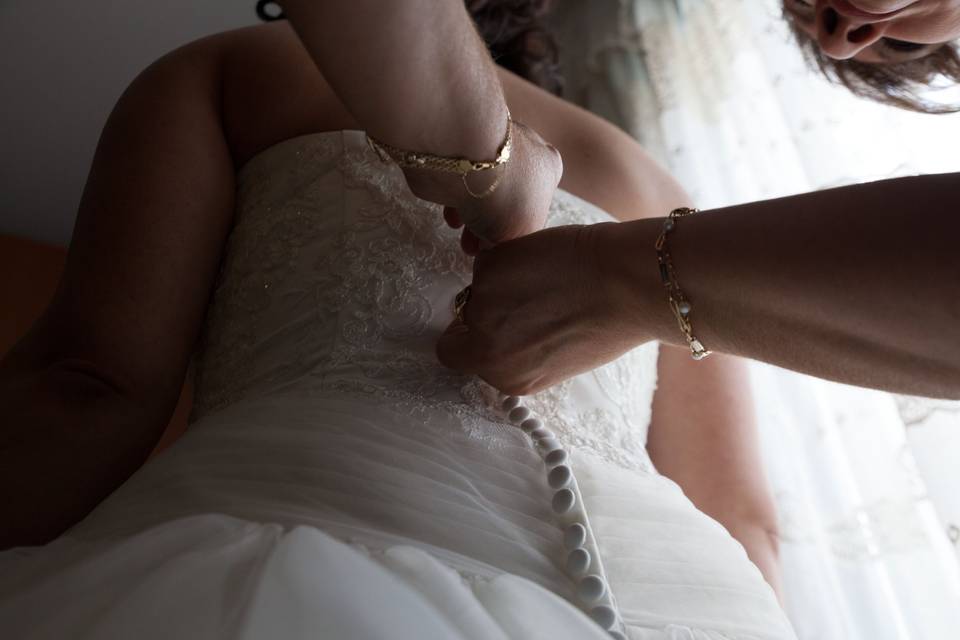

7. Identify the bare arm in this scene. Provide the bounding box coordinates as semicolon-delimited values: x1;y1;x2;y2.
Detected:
278;0;506;157
278;0;562;245
648;348;783;599
0;18;377;550
602;172;960;398
440;171;960;399
0;39;240;550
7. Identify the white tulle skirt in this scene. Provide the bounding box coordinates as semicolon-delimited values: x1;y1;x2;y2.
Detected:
0;391;795;639
1;513;619;640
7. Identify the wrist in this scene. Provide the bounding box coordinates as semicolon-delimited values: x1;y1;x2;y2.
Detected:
595;218;682;347
399;106;512;210
402;167;472;208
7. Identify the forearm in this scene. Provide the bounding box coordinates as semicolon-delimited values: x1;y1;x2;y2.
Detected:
0;352;167;550
279;0;507;157
724;521;783;603
648;349;783;598
608;173;960;397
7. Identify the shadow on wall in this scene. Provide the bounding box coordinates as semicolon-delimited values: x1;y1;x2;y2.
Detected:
0;0;257;245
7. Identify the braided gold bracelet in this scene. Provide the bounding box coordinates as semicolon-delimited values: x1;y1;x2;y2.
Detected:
365;111;513;199
655;207;712;360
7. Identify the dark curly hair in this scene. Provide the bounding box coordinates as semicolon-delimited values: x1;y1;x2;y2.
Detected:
464;0;562;95
256;0;562;95
784;11;960;114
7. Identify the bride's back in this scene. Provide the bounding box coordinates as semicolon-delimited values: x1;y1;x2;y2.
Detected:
60;121;791;639
0;21;795;640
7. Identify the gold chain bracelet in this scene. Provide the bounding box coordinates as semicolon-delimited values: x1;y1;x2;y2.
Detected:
365;111;513;199
655;207;712;360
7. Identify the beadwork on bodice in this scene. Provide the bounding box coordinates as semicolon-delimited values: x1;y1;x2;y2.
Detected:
191;130;659;475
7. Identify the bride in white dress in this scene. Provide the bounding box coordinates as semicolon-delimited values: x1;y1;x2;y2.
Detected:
0;3;796;639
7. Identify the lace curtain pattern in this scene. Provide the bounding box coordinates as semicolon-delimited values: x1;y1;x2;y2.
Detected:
548;0;960;638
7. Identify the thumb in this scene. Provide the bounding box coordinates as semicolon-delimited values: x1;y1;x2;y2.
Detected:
436;322;480;373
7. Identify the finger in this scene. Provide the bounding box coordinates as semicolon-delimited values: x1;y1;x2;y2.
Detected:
443;206;463;228
447;315;469;332
435;322;482;373
461;228;481;256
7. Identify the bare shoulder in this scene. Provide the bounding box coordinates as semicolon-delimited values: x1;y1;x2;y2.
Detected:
499;69;691;221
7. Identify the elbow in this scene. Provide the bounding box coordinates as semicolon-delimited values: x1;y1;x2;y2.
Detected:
729;518;783;598
761;523;781;561
726;513;782;564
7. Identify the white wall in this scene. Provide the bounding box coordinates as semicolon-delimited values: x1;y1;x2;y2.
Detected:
0;1;259;246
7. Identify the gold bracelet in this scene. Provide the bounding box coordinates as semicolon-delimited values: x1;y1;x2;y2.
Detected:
365;111;513;199
655;207;712;360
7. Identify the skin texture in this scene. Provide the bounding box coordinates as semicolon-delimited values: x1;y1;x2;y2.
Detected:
280;0;562;248
439;173;960;400
784;0;960;60
0;36;236;550
0;17;784;596
0;0;559;550
648;352;784;602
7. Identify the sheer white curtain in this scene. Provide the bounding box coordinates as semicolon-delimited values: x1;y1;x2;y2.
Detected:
548;1;960;637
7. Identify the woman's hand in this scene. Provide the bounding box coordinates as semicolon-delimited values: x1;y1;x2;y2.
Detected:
406;121;563;254
436;221;667;394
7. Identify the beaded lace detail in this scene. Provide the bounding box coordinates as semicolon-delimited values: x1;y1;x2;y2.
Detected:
191;131;659;473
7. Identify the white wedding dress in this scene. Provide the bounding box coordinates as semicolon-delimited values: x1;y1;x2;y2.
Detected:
0;131;796;640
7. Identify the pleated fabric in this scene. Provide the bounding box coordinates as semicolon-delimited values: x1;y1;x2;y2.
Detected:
0;131;795;639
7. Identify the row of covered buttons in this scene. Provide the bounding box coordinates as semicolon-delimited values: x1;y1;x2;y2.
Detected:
501;394;627;639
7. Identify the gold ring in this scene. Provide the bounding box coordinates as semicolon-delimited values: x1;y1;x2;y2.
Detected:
453;285;472;323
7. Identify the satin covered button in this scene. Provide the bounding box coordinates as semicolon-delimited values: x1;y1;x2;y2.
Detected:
548;465;572;489
497;396;624;634
552;488;576;514
563;523;587;550
538;437;561;453
531;427;555;441
520;417;543;434
566;547;591;576
578;575;607;603
545;448;568;466
501;396;520;411
590;605;617;630
508;406;531;424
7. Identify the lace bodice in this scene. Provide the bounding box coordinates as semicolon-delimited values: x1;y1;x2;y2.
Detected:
10;132;793;640
191;130;659;473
